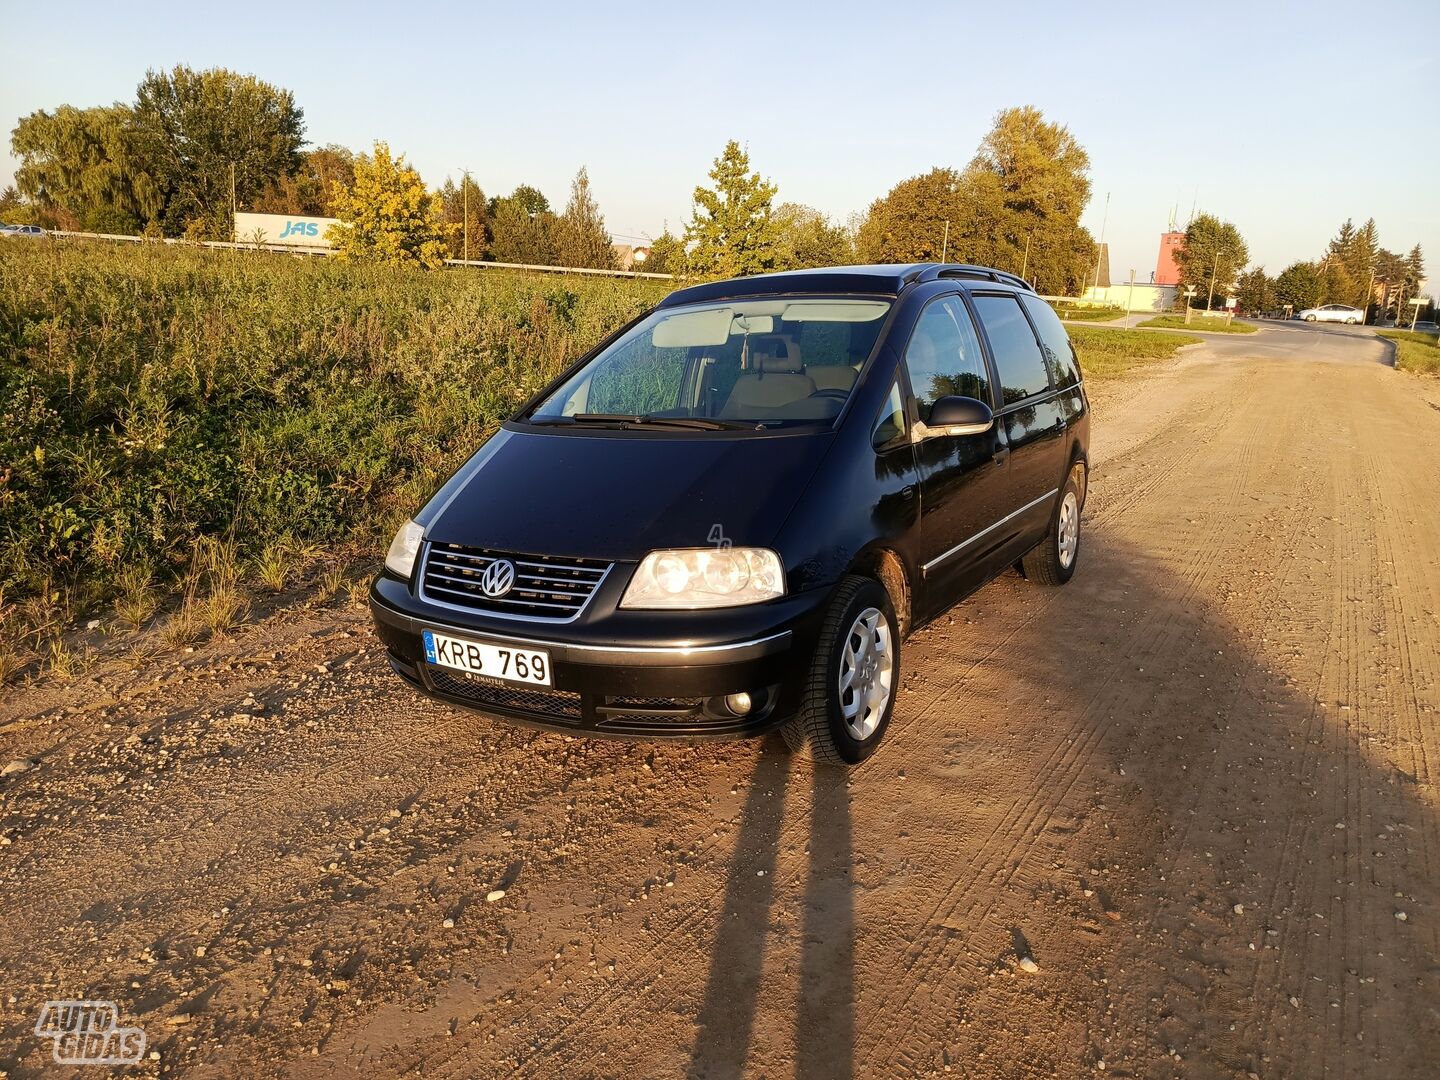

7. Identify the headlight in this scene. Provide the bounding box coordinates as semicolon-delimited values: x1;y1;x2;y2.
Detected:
621;548;785;609
385;519;425;579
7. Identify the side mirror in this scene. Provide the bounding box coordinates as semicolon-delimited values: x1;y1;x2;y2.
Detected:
915;395;994;440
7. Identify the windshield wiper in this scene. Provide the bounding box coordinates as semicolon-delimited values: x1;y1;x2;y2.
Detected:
536;413;758;431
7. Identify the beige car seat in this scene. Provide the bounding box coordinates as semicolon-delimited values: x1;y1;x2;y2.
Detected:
721;335;817;416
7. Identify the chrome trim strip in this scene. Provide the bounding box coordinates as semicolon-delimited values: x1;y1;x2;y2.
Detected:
417;541;615;624
920;488;1060;575
420;581;581;611
429;548;606;577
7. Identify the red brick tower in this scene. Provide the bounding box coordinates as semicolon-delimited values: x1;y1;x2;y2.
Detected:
1155;231;1184;286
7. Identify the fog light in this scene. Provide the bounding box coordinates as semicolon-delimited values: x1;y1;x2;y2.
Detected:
724;692;752;716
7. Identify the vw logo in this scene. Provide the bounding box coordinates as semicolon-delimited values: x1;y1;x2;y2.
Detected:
479;559;516;598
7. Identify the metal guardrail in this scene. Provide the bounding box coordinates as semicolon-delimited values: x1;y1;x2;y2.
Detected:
443;257;672;280
47;230;675;280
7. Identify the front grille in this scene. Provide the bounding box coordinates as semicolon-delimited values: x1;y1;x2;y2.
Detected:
421;544;610;620
426;667;583;720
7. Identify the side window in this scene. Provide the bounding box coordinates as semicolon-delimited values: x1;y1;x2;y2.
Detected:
1021;295;1081;389
973;294;1052;405
902;297;991;422
872;379;907;449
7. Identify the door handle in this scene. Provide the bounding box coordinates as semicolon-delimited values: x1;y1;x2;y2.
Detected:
900;484;917;500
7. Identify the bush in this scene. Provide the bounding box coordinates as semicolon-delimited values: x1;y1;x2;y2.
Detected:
0;241;669;633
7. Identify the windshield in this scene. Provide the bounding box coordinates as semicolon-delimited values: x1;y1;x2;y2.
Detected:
526;296;892;431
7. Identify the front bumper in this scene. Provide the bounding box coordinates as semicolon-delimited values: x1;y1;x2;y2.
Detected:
369;575;831;740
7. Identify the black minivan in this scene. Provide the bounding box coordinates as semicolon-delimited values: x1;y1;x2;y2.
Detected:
370;264;1088;765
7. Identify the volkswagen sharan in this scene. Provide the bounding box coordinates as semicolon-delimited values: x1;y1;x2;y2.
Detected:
370;263;1089;765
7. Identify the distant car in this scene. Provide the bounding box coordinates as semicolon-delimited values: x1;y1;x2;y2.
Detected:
0;224;48;238
1296;304;1363;324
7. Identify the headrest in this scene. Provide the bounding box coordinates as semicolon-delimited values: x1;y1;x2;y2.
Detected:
750;334;803;373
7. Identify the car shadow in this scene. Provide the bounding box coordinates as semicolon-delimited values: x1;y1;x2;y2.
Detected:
680;520;1440;1077
688;745;856;1080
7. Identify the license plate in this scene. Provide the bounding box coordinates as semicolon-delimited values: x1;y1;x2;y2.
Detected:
422;629;552;687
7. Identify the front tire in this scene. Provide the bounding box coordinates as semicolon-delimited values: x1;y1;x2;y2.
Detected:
1021;471;1083;587
1305;314;1317;322
781;576;899;766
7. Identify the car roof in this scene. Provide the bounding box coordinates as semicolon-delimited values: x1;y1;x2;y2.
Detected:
657;263;1035;308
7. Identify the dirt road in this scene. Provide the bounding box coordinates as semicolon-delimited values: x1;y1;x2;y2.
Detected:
3;323;1438;1078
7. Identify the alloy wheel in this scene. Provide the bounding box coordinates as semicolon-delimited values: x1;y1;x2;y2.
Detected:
838;606;893;740
1058;490;1080;569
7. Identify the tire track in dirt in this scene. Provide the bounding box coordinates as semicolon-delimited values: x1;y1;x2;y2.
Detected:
852;367;1294;1072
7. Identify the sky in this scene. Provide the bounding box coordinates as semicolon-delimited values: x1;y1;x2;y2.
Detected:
2;0;1437;284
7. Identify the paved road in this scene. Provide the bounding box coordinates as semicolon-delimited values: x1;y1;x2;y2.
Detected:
2;323;1437;1078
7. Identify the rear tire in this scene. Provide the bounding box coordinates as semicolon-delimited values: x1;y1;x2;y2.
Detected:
1021;471;1083;587
781;576;899;766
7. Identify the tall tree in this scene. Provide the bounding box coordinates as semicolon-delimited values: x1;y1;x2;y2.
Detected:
1235;266;1275;315
683;140;779;277
1406;243;1425;285
326;142;446;268
1273;261;1322;312
771;203;854;270
132;65;304;238
488;185;557;264
643;229;684;275
552;167;615;269
856;107;1096;293
437;173;488;261
1175;213;1249;308
10;104;160;232
856;167;969;263
252;144;355;217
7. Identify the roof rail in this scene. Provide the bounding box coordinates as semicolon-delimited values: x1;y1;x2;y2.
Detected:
931;264;1036;292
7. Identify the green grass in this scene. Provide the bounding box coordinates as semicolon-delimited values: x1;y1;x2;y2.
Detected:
1067;325;1203;379
1137;315;1257;334
1050;304;1123;322
1377;329;1440;376
0;241;670;668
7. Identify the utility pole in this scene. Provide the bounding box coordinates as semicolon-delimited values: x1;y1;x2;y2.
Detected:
1021;229;1033;281
230;163;237;241
1126;269;1136;328
1092;191;1111;293
941;179;956;263
1206;249;1222;311
1364;265;1376;324
459;168;472;263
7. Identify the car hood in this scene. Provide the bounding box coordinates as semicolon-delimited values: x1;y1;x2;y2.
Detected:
419;426;835;561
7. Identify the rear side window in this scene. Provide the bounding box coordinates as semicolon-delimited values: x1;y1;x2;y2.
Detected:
902;296;991;422
973;294;1051;405
1021;295;1082;389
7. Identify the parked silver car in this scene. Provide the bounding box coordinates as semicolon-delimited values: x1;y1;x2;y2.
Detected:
0;223;49;238
1296;304;1363;324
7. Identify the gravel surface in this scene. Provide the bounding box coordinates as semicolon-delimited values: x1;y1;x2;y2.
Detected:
2;322;1437;1078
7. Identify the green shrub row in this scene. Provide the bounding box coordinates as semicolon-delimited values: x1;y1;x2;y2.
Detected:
0;241;669;620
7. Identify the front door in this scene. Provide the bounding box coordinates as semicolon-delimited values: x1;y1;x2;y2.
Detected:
902;294;1013;617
